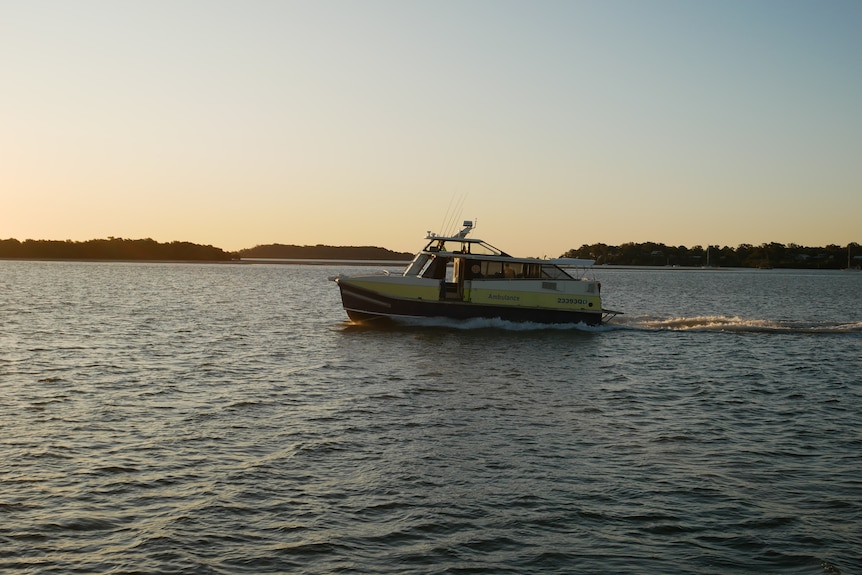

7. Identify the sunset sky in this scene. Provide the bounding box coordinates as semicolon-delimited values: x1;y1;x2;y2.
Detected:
3;0;860;256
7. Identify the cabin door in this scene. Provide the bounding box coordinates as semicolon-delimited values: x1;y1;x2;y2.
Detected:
441;259;466;301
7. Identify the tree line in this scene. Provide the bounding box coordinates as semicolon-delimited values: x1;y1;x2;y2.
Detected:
562;242;861;269
3;237;858;268
0;238;231;261
0;238;412;261
234;243;412;260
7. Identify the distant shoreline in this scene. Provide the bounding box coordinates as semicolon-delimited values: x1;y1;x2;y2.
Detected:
240;258;411;266
0;238;413;263
0;257;411;266
2;237;858;269
0;257;238;264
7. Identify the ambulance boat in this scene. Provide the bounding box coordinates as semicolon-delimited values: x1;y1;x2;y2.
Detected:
332;221;620;326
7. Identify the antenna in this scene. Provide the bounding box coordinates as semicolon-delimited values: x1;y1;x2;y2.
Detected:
439;192;468;236
438;195;457;238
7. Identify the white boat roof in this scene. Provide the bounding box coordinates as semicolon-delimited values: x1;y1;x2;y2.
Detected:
422;231;594;267
427;249;594;267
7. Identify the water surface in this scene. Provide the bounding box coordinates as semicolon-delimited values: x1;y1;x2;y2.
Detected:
2;261;860;573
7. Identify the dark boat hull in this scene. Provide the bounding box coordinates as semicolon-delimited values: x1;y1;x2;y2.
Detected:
337;280;604;326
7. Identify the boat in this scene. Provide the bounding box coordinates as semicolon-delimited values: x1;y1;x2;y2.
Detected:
331;221;620;326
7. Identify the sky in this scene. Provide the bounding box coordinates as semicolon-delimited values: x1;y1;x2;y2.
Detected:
2;0;860;256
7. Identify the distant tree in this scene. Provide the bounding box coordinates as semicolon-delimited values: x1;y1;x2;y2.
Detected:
0;238;230;260
558;240;858;269
234;244;413;261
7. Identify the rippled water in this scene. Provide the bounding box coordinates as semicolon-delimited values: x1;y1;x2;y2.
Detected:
2;261;860;574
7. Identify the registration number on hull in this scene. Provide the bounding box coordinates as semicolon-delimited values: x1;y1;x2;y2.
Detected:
557;297;590;306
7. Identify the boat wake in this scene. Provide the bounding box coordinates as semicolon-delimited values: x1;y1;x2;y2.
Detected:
614;315;862;334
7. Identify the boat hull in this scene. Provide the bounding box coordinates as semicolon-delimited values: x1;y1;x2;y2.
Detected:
337;279;605;326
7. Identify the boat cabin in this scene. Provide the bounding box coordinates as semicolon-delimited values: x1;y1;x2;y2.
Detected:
402;231;585;301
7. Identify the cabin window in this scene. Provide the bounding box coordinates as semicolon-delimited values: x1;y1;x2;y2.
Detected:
405;253;431;276
481;261;503;278
472;261;523;278
524;264;543;279
470;242;503;256
465;261;569;280
421;257;449;280
541;265;574;280
466;261;546;279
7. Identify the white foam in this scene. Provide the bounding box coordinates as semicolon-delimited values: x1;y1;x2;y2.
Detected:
615;315;862;334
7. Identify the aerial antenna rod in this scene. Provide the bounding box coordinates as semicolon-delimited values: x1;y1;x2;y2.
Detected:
438;194;458;238
443;192;468;237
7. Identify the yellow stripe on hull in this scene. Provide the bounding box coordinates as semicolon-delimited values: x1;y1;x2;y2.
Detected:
342;278;440;300
469;289;601;312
